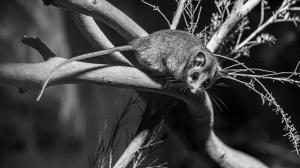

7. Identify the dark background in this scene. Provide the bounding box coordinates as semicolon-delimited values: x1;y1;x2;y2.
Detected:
0;0;300;167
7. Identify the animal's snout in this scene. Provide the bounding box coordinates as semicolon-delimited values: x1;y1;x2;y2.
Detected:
187;73;211;94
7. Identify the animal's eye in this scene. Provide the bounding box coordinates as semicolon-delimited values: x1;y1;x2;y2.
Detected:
202;79;210;89
193;52;206;67
191;72;199;81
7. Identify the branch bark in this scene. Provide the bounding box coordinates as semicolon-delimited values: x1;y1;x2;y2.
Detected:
207;0;262;52
44;0;148;41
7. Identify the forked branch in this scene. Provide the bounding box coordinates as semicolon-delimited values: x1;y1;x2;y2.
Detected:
207;0;262;52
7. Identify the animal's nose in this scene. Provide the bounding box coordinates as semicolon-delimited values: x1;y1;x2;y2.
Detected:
191;88;198;94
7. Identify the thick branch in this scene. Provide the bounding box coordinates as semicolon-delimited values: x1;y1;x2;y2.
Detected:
45;0;148;41
169;92;268;168
206;131;268;168
0;58;163;94
207;0;262;52
70;13;133;66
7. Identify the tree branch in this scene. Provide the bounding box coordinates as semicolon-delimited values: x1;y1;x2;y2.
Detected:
171;92;269;168
44;0;148;41
21;35;56;60
0;58;162;94
113;130;149;168
170;0;187;30
207;0;262;52
70;13;134;66
206;131;268;168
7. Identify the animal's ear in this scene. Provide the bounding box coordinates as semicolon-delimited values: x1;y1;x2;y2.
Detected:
189;44;206;57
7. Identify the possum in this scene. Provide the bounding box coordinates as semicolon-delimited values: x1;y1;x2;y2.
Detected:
37;30;219;100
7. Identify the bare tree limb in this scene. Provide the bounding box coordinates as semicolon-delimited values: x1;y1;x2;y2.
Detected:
113;130;149;168
21;35;56;60
43;0;148;41
170;0;187;30
180;93;269;168
207;0;262;52
206;131;268;168
70;13;134;66
0;58;161;94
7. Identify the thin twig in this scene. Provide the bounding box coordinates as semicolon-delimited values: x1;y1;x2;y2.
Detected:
235;0;300;53
141;0;171;27
258;0;265;27
207;0;262;52
220;56;300;154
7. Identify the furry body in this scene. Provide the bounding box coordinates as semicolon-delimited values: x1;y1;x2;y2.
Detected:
38;30;219;100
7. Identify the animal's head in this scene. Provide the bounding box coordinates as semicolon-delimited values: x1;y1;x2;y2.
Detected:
185;45;220;94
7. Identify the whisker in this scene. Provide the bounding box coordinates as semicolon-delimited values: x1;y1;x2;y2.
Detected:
223;63;243;70
209;94;223;113
212;94;229;111
216;82;232;88
214;54;254;73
